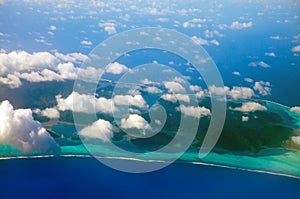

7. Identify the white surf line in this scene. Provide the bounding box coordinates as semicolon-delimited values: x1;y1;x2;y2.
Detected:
1;154;299;179
190;161;300;180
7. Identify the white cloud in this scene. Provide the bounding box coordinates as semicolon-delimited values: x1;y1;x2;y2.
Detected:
0;51;59;76
99;22;117;34
34;107;60;119
0;50;91;88
81;40;92;46
228;87;254;100
264;52;276;57
291;136;300;145
105;62;130;75
140;78;160;85
291;45;300;53
209;85;230;96
290;106;300;114
210;39;220;46
244;78;253;83
177;105;210;118
209;85;254;100
242;116;249;122
120;114;149;130
163;81;186;93
0;73;22;88
253;81;271;96
233;102;267;113
230;21;253;30
248;61;270;68
113;95;148;109
189;85;202;92
191;36;209;45
233;71;241;76
49;25;56;31
0;100;59;153
144;86;162;94
78;119;113;142
270;36;280;40
56;92;115;114
161;94;190;103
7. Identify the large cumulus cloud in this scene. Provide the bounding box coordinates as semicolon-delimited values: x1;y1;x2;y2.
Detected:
0;100;60;154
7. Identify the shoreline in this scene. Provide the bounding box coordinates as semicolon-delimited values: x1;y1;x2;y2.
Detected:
0;154;299;180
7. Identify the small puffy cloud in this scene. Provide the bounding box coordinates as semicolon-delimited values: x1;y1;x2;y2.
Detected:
209;85;254;100
264;52;276;57
144;86;162;94
253;81;271;96
242;116;249;122
161;94;190;103
163;81;186;93
99;22;117;34
270;36;280;40
244;78;253;83
209;85;230;96
113;95;148;109
210;39;220;46
54;52;88;63
0;100;59;153
177;105;210;118
291;45;300;53
140;78;160;85
34;107;60;119
80;40;92;46
120;114;149;130
56;92;115;114
78;119;113;142
228;87;254;100
230;21;253;30
233;102;267;113
233;71;241;76
290;106;300;114
291;136;300;145
191;36;209;45
49;25;56;31
189;85;202;92
248;61;270;68
105;62;130;75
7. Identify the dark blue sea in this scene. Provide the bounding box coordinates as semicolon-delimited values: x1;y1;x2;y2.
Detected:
0;157;299;199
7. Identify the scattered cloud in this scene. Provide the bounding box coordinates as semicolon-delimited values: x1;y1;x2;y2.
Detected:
264;52;276;57
233;102;267;113
163;81;186;93
161;93;190;103
242;116;249;122
120;114;150;130
80;40;93;46
228;86;254;100
291;45;300;53
78;119;113;142
290;106;300;114
253;81;271;96
291;136;300;145
34;107;60;119
248;61;270;68
233;71;241;76
230;21;253;30
177;105;210;118
105;62;130;75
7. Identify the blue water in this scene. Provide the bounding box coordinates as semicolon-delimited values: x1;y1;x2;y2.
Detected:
0;157;299;199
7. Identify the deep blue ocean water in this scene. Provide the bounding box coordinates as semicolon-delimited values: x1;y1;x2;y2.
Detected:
0;157;299;199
